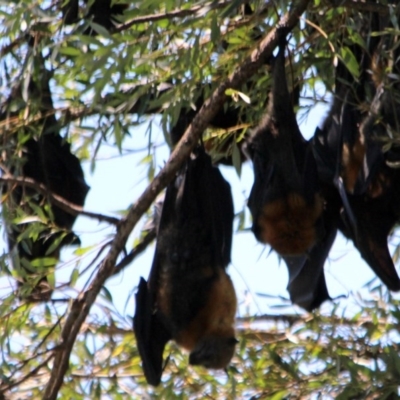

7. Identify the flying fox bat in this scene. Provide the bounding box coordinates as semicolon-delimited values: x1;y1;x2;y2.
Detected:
246;29;323;256
313;43;381;199
312;18;400;292
245;29;328;311
337;83;400;292
5;131;90;301
2;74;89;301
134;147;237;386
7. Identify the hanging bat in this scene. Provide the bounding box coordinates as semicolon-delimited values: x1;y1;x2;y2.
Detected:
313;44;381;200
313;10;385;201
4;131;90;301
2;71;89;301
134;146;237;386
337;84;400;292
243;29;329;311
246;29;323;257
312;18;400;292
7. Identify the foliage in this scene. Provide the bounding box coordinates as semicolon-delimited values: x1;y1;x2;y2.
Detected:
0;0;400;399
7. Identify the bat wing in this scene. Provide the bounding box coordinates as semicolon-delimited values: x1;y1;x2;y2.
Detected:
338;198;400;291
176;147;234;270
283;216;336;311
41;134;90;228
134;179;178;386
133;277;172;386
198;149;234;267
340;101;382;197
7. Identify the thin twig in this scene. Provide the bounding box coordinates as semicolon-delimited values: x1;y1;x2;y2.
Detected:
6;345;61;382
2;353;55;392
114;0;244;33
113;229;156;276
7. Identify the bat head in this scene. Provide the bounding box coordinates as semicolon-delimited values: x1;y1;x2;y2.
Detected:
188;336;238;369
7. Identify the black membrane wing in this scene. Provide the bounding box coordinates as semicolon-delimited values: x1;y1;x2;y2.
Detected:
133;277;171;386
338;193;400;292
133;171;179;386
283;222;336;312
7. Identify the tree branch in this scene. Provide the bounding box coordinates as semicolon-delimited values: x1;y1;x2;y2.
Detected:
2;353;55;393
42;2;311;398
114;0;240;33
0;175;120;226
113;229;156;276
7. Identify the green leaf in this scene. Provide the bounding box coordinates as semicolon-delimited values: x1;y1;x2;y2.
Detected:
101;286;113;304
29;257;58;268
210;14;220;44
47;271;56;289
70;268;80;287
59;47;82;57
270;390;289;400
339;46;360;79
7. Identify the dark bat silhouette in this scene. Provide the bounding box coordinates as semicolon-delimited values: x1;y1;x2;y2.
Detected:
312;14;400;293
246;30;323;257
171;78;302;167
313;43;381;200
62;0;127;32
134;146;237;386
245;29;328;310
283;236;333;312
307;46;371;309
286;36;381;310
338;82;400;292
2;67;89;301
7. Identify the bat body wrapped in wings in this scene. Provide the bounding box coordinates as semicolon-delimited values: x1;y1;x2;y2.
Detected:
134;147;237;386
246;31;323;257
2;76;89;301
246;29;328;311
4;131;90;301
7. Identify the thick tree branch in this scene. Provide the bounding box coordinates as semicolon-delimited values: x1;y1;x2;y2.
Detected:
42;2;311;398
0;175;120;226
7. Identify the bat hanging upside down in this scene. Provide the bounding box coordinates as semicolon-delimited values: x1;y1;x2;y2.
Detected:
246;29;323;257
133;146;237;386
